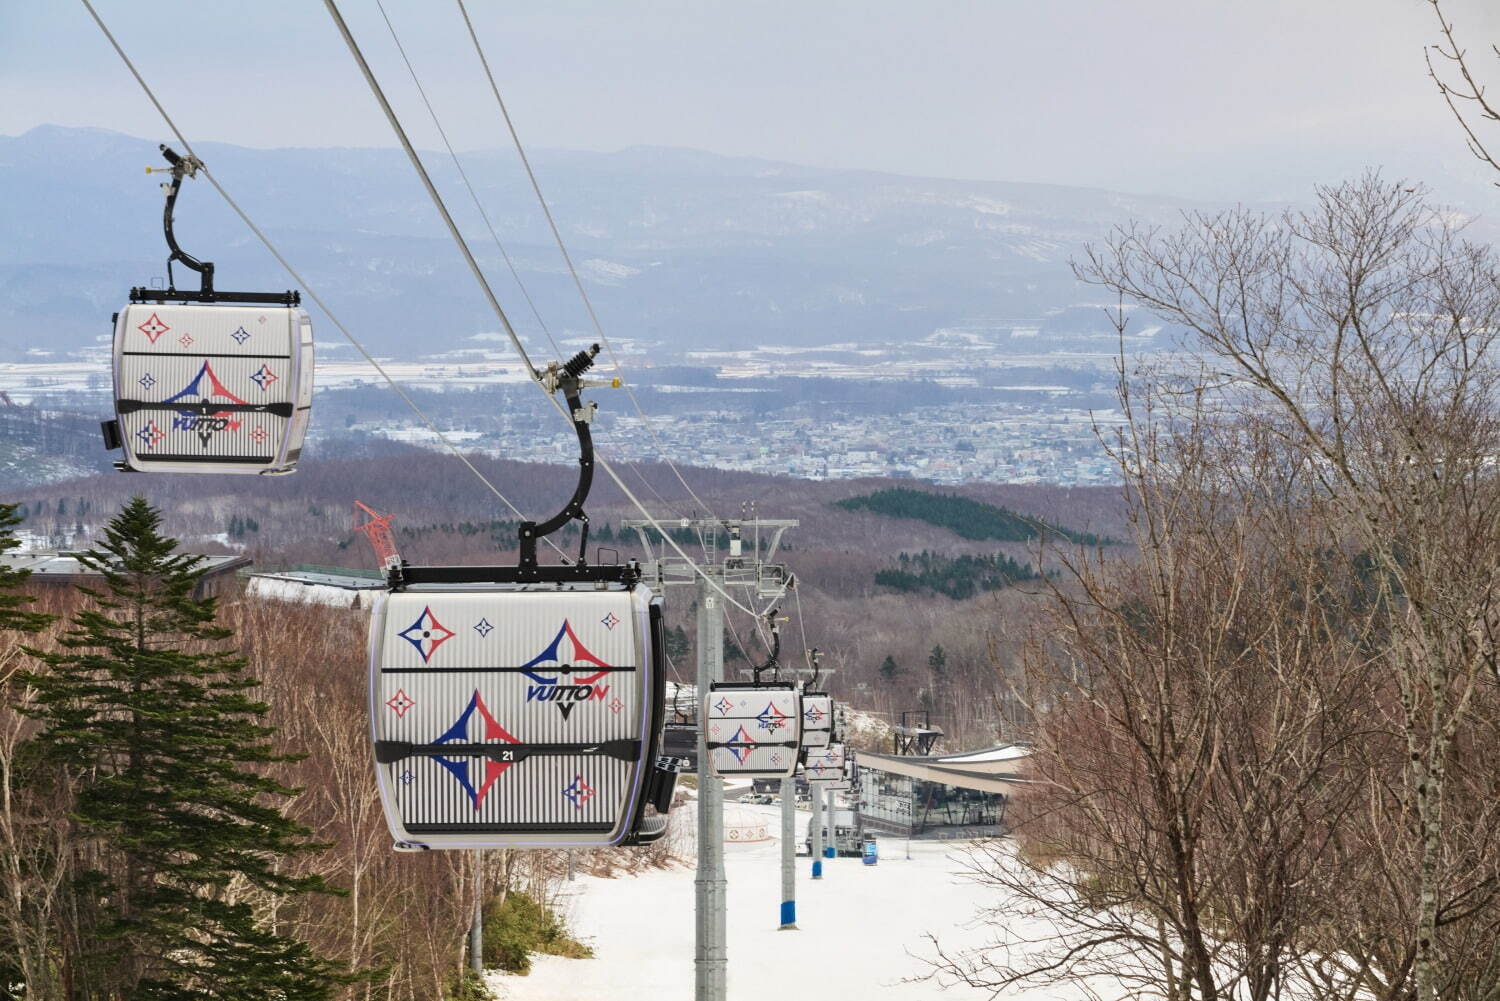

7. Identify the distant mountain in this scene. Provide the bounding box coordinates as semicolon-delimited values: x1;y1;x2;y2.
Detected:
1;125;1211;361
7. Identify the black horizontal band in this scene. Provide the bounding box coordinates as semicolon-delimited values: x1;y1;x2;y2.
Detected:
375;738;641;765
132;453;274;464
122;351;292;360
404;822;617;834
380;665;636;674
117;399;294;418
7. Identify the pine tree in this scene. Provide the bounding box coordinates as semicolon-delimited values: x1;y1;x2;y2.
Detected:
723;631;746;663
0;502;52;633
878;655;900;682
926;644;946;677
664;624;690;661
22;497;341;1001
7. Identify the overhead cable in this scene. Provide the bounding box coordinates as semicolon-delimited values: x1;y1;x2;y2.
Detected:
322;0;768;618
369;0;699;537
76;0;568;561
453;0;724;524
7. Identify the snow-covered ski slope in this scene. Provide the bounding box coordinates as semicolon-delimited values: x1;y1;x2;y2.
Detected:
488;801;1080;1001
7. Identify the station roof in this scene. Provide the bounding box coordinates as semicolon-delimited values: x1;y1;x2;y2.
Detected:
856;742;1033;796
5;550;249;579
246;566;387;590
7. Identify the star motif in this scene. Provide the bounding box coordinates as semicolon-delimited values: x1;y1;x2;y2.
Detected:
399;769;415;786
249;364;278;391
726;725;756;764
136;312;169;343
230;326;251;344
134;421;165;449
385;688;416;718
474;618;494;637
713;697;734;715
561;774;596;809
757;701;789;731
248;426;269;444
397;606;455;663
138;373;156;390
770;752;783;766
177;332;194;348
804;705;825;723
600;611;620;631
257;314;267;324
608;696;624;715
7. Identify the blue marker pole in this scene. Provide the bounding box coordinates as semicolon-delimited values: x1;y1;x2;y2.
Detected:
811;780;824;879
824;787;838;859
779;775;797;929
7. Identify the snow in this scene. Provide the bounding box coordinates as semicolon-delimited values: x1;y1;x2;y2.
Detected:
929;744;1032;764
485;801;1066;1001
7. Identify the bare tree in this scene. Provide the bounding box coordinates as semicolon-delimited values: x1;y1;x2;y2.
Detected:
1426;0;1500;182
0;614;73;1001
1076;177;1500;1001
928;369;1382;1001
929;178;1500;1001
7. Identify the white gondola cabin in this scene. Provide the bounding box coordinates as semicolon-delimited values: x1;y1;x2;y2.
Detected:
831;701;849;743
804;742;847;783
103;144;314;475
109;301;313;474
800;691;833;750
703;682;803;778
369;585;676;849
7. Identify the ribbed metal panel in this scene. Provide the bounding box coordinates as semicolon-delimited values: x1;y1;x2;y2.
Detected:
805;742;847;783
703;682;802;778
113;303;313;474
370;588;653;848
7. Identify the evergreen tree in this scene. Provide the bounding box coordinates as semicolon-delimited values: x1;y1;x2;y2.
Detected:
22;497;341;1001
664;624;690;662
0;502;52;633
878;655;900;682
723;631;746;663
927;644;946;677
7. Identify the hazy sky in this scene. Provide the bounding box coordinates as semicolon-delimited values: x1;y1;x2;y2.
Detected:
5;0;1500;202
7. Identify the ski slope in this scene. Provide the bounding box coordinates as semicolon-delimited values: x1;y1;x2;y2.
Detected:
487;801;1071;1001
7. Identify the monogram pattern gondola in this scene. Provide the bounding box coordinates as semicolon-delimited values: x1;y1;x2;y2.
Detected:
800;692;833;750
804;742;847;783
112;303;313;474
370;588;662;849
703;681;802;778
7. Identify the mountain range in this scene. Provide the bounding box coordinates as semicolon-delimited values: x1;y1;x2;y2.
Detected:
1;124;1234;361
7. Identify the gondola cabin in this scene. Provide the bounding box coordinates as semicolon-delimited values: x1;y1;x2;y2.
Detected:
804;742;847;783
800;692;833;750
108;300;313;474
831;701;850;743
704;682;802;778
369;585;675;849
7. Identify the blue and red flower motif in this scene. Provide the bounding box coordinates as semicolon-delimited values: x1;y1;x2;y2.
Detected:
434;690;520;809
397;605;455;663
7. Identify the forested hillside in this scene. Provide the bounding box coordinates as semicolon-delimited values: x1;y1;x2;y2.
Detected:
836;487;1107;544
6;444;1122;749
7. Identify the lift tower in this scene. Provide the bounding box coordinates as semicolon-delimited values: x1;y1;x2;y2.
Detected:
623;517;797;1001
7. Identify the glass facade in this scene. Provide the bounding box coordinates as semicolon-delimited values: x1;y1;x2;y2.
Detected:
857;767;1007;840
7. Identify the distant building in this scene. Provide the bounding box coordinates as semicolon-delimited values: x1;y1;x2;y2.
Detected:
855;743;1032;841
244;566;387;609
6;550;250;600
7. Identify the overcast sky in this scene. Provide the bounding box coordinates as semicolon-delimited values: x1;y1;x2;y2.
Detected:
5;0;1500;203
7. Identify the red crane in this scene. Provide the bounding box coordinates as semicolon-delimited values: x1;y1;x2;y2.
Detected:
352;500;401;572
